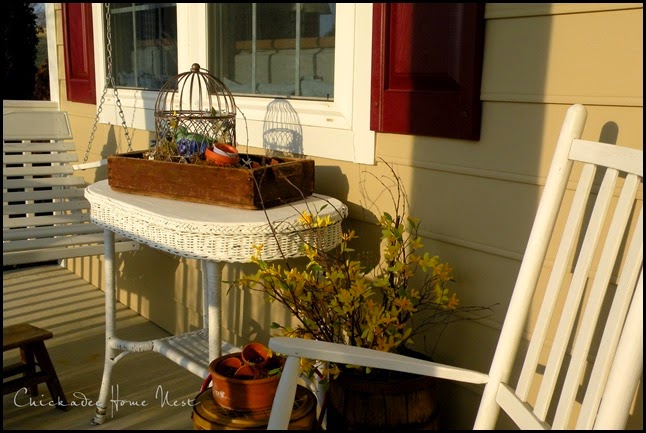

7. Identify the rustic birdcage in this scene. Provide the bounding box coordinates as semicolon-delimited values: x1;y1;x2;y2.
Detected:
152;63;237;162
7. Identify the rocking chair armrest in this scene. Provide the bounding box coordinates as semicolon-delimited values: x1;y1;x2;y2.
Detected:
267;337;489;430
268;337;489;384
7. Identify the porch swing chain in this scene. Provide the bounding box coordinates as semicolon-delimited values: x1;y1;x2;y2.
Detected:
83;3;133;164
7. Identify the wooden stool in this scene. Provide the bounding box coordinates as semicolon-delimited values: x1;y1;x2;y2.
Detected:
3;323;69;410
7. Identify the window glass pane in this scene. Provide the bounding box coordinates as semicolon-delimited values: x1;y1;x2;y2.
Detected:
108;3;177;90
208;3;335;100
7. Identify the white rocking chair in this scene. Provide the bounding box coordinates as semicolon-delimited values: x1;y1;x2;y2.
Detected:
267;104;643;430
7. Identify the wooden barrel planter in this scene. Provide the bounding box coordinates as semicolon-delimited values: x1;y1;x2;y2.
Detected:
326;368;439;431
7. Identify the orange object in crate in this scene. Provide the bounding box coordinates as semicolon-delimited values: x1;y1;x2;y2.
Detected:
204;143;239;166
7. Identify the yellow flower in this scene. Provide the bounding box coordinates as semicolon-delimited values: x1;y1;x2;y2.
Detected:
299;210;314;226
316;214;332;227
447;293;460;309
434;262;454;281
394;296;415;313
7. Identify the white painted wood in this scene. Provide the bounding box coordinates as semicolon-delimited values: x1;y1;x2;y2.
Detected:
533;166;617;420
473;103;587;430
552;170;641;428
4;233;108;252
72;159;108;170
3;141;77;152
269;337;490;384
495;384;550;430
516;162;596;400
3;223;108;241
267;355;302;430
3;99;58;113
3;187;86;202
578;210;643;429
593;269;643;430
3;213;91;230
2;111;72;141
3;110;139;266
570;139;643;176
265;104;644;431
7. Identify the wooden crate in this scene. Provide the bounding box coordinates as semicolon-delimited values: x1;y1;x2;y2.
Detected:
107;151;314;209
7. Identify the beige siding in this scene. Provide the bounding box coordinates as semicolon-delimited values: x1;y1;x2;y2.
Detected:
482;6;642;106
53;3;642;429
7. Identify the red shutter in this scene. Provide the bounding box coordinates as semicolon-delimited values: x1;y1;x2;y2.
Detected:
62;3;96;104
370;3;485;140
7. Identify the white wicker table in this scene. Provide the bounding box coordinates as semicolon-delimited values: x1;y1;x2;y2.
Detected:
84;179;347;424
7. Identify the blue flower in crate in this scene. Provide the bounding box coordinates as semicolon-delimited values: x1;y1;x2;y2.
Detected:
177;138;190;156
177;138;209;159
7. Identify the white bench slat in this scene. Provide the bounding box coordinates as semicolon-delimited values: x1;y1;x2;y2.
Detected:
3;188;86;202
4;200;91;217
4;165;75;177
3;142;77;152
3;232;109;252
3;213;91;229
3;223;103;241
2;239;139;267
4;152;79;164
3;177;87;189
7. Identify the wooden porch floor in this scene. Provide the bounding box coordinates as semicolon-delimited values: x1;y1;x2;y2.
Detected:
3;264;202;430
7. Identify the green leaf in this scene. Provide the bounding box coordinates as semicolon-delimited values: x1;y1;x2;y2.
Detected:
267;367;283;376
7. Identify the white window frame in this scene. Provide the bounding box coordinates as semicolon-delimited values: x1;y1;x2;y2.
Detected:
91;3;375;164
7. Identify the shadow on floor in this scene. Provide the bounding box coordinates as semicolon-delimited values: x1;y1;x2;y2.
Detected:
3;265;202;430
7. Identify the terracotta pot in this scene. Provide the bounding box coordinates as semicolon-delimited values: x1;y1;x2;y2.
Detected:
241;342;272;369
215;355;243;378
205;143;239;166
233;364;260;380
208;353;280;411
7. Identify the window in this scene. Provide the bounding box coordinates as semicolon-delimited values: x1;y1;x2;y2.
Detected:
92;3;374;164
108;3;178;90
207;3;335;100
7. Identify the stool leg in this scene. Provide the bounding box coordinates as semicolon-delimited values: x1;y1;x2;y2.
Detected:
32;341;69;411
19;346;38;396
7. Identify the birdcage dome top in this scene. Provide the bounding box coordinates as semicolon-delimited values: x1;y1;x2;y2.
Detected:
155;63;236;119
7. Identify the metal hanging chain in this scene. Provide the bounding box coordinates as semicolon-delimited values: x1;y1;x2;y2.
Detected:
84;3;133;164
